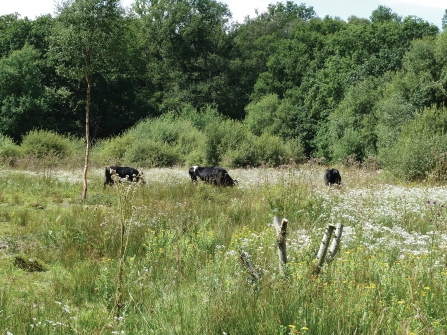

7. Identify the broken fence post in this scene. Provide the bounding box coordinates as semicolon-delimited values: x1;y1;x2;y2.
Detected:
240;251;260;281
328;223;344;261
273;216;288;275
312;224;336;276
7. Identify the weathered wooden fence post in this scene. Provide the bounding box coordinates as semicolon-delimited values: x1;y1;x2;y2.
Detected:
240;251;260;281
328;223;344;261
273;216;288;275
312;224;336;276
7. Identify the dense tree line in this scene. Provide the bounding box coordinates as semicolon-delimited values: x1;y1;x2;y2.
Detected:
1;0;447;176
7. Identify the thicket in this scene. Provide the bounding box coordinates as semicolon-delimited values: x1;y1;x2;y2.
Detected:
4;102;447;181
1;1;447;181
0;108;306;169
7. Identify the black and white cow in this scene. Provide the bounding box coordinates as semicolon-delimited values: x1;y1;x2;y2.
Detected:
104;166;145;187
189;166;237;186
324;168;341;186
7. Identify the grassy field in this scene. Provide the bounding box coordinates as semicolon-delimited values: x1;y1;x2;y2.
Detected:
1;164;447;334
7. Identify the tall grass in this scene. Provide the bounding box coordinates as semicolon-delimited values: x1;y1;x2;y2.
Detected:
1;166;447;334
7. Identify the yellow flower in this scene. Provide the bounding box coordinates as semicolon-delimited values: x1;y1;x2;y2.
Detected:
301;326;309;331
398;300;405;305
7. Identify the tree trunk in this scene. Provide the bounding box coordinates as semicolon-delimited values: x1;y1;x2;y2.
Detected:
81;75;92;199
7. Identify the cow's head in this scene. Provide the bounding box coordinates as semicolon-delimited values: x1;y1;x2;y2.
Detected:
189;166;199;182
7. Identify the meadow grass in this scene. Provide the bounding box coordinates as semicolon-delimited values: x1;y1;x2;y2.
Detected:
1;165;447;334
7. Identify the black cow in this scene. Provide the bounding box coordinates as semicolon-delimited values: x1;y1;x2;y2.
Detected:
189;166;237;186
324;168;341;186
104;166;145;187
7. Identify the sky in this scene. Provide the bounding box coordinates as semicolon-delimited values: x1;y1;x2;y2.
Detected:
0;0;445;29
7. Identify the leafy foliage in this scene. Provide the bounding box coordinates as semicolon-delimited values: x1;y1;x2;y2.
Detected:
0;2;445;180
20;130;76;158
0;134;21;165
380;106;447;180
0;44;47;141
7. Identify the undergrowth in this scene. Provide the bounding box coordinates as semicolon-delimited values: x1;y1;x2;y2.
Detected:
0;166;446;334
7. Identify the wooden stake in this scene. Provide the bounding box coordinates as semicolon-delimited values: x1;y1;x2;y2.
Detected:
273;216;288;275
240;251;260;281
328;223;344;261
312;224;335;276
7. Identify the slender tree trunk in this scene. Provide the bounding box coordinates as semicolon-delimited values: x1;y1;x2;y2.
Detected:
81;75;92;199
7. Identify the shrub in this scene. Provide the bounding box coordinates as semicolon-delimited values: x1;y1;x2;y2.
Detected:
203;119;229;166
20;130;74;158
125;139;181;167
284;138;306;164
253;133;288;167
93;135;136;164
375;94;417;153
178;127;207;166
244;94;297;138
326;78;382;162
0;135;22;166
380;106;447;181
204;119;253;166
222;136;257;167
174;105;223;131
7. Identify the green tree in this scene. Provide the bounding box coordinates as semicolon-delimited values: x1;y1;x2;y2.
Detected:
0;44;45;141
370;5;401;23
443;9;447;30
0;14;32;57
136;0;233;115
380;106;447;181
49;0;126;199
328;78;383;162
267;1;316;21
230;2;316;118
244;94;297;139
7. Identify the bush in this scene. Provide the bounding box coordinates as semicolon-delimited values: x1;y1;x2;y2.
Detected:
326;78;382;162
203;119;230;166
244;94;297;140
178;127;206;166
375;94;417;153
284;138;306;164
125;139;181;167
0;135;22;166
93;135;135;164
20;130;74;159
380;106;447;181
174;105;223;131
204;119;252;166
222;136;257;167
253;133;288;167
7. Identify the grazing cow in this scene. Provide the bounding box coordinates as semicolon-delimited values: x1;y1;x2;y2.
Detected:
324;168;342;186
104;166;145;187
189;166;237;186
